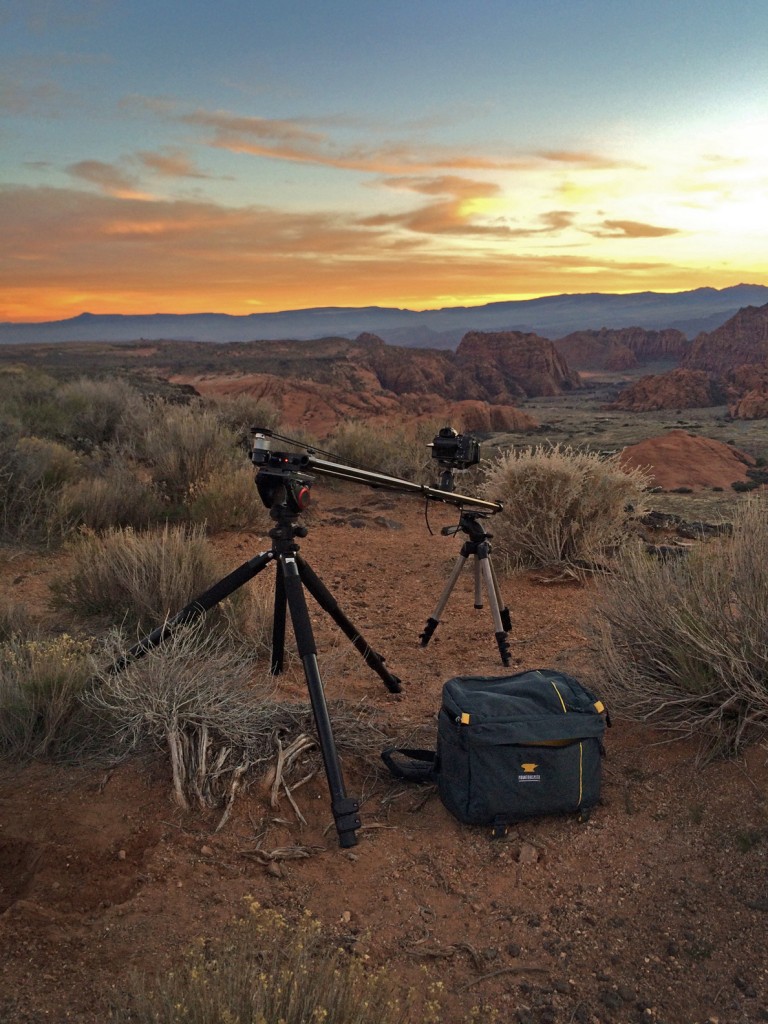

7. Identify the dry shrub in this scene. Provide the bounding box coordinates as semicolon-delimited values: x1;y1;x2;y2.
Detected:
55;461;163;532
0;436;84;543
186;460;269;532
206;392;281;444
117;900;440;1024
326;419;432;482
142;404;238;504
55;377;144;447
589;498;768;754
0;634;98;759
0;597;35;643
88;621;392;818
480;444;649;572
50;524;258;638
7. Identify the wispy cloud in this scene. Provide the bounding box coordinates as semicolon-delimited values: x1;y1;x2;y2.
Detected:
593;219;679;238
66;160;153;199
136;148;212;179
3;183;720;322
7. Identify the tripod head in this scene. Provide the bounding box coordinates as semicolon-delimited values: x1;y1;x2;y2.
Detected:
250;427;502;515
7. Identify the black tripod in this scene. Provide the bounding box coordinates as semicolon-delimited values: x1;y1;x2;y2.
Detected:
110;469;401;849
419;510;512;666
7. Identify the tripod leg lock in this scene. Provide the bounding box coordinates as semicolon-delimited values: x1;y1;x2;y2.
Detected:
419;617;439;647
495;630;512;667
332;797;361;848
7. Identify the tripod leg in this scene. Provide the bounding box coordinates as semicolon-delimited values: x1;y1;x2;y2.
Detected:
107;550;276;676
280;554;361;849
296;556;402;694
488;556;512;633
271;568;287;675
479;555;512;667
420;552;468;647
474;557;483;610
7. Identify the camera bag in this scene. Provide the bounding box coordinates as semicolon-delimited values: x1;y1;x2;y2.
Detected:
382;669;609;833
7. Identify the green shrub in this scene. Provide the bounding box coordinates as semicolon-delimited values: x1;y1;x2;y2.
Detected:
0;634;97;759
116;900;441;1024
588;498;768;754
50;524;255;638
480;444;649;572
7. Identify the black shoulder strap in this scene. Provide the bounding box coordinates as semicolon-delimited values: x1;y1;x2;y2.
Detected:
381;747;437;783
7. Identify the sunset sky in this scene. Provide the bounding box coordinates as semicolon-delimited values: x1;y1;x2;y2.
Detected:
2;0;768;322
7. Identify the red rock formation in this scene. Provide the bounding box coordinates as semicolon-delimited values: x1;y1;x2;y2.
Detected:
608;368;722;411
619;430;754;490
555;327;688;371
455;330;581;400
684;303;768;373
170;372;539;436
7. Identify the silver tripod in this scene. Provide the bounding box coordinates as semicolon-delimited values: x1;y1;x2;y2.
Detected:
419;510;512;665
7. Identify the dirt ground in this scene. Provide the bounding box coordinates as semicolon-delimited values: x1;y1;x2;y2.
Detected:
1;487;767;1024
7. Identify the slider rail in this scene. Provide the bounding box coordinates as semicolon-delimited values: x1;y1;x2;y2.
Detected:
252;428;503;515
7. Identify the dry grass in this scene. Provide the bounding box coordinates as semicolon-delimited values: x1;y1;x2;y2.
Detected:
142;403;240;505
0;437;84;543
116;900;449;1024
326;420;435;482
480;443;650;573
0;634;98;760
589;497;768;754
50;524;257;637
55;461;164;532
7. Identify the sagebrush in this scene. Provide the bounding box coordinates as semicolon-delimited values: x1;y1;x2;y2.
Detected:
480;444;649;572
589;497;768;754
50;524;256;637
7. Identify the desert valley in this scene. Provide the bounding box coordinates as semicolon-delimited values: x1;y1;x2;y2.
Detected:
1;297;768;1024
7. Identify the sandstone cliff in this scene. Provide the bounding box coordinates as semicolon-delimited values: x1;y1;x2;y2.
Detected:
683;303;768;373
608;368;724;412
454;330;581;401
555;327;688;371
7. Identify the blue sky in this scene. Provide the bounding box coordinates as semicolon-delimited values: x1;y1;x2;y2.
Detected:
2;0;768;320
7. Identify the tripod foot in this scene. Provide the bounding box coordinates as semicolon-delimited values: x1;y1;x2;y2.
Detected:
419;617;439;647
333;797;361;848
495;630;511;667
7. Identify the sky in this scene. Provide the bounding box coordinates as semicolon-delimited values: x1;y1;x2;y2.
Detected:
2;0;768;322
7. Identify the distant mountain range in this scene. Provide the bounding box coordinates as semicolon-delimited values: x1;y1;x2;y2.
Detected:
3;284;767;348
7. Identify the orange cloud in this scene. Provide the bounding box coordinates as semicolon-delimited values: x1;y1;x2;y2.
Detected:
3;182;727;323
136;148;211;179
67;160;153;200
594;219;680;238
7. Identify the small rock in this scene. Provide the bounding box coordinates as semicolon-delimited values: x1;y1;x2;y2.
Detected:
200;845;214;857
117;849;126;861
507;942;522;957
518;842;540;865
265;861;283;878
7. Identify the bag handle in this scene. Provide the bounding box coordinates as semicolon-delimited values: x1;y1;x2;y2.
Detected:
381;747;437;783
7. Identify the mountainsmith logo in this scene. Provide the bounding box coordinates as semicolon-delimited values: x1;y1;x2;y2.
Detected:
518;762;541;783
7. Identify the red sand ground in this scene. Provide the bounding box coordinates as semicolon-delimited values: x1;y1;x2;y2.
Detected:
1;489;767;1024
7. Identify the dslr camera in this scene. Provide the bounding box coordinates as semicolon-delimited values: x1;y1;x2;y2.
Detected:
429;426;480;470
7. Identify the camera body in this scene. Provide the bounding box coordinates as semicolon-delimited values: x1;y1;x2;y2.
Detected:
429;427;480;470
